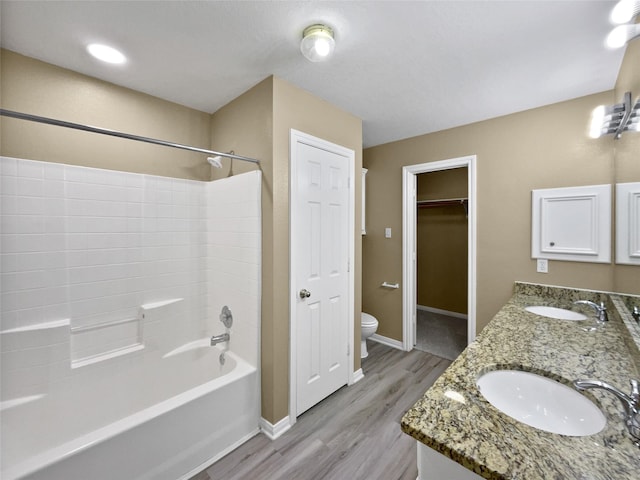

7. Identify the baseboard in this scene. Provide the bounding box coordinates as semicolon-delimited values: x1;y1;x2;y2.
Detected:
260;416;292;440
351;368;364;384
417;304;468;320
369;333;404;350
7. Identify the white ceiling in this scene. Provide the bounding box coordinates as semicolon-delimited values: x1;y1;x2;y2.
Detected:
0;1;624;147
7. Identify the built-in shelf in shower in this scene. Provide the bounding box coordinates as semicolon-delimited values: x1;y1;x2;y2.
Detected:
71;316;143;369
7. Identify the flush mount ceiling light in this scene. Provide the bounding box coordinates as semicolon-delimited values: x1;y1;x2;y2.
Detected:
87;43;127;64
300;24;335;62
606;0;640;48
589;91;640;139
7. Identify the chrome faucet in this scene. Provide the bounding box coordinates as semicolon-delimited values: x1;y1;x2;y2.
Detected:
574;379;640;443
210;333;230;346
573;300;608;322
633;306;640;324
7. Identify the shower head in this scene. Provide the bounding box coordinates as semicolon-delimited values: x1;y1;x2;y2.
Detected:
207;156;223;168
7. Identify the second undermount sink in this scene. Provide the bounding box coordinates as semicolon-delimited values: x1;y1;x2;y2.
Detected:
525;305;587;321
476;370;606;436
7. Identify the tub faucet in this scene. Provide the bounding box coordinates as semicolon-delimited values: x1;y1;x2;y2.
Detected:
633;306;640;324
573;300;608;322
210;333;230;346
574;379;640;443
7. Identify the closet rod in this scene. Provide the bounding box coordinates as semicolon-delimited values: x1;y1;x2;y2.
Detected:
0;109;260;165
417;197;468;207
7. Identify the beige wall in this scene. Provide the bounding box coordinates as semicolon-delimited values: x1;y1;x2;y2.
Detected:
614;40;640;293
210;76;363;424
1;50;212;180
416;168;468;313
364;91;618;340
271;77;363;423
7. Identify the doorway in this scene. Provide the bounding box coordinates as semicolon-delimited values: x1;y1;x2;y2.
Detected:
402;156;477;352
415;168;468;360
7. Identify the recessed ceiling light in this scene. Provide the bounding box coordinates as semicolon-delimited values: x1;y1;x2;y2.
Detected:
87;43;127;64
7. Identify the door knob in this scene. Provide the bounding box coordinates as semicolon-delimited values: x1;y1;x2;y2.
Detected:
299;289;311;299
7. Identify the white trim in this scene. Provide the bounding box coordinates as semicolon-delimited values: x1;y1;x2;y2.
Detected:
402;155;477;351
362;168;368;235
417;305;468;320
288;129;355;427
259;417;292;440
351;368;365;384
369;333;404;350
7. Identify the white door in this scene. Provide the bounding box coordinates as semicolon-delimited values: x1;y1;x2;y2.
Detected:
291;130;353;417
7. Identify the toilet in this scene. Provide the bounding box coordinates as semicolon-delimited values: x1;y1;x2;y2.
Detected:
360;312;379;358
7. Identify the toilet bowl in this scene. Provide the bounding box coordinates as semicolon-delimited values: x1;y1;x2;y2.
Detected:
361;312;379;359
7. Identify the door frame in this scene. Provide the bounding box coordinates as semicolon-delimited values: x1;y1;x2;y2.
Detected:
289;129;355;426
402;155;477;350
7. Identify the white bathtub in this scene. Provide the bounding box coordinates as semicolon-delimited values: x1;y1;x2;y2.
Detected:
1;342;259;480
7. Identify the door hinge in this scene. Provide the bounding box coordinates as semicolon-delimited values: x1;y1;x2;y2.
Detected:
347;343;350;356
347;258;350;272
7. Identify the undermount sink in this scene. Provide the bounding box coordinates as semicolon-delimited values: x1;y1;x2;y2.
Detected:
525;305;587;321
476;370;606;436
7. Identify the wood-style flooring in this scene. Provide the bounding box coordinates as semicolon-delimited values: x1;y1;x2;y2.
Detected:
190;342;451;480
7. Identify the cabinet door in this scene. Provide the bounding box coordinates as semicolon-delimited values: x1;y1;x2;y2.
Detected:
616;182;640;265
532;184;611;263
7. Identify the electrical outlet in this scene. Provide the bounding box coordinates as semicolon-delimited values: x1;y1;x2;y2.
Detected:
385;228;392;238
537;259;548;273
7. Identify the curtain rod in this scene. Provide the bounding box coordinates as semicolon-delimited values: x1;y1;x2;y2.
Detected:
0;109;260;165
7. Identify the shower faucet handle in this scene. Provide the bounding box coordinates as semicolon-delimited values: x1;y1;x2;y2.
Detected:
219;306;233;328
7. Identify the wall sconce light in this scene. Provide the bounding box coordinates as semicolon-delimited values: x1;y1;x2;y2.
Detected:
300;24;335;62
589;91;640;139
607;0;640;48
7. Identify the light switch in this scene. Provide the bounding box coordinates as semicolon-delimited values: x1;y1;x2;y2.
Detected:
536;259;548;273
385;228;392;238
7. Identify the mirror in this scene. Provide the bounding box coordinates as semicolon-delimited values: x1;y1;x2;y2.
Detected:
613;39;640;295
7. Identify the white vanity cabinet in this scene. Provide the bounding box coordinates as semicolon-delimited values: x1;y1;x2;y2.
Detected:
417;443;482;480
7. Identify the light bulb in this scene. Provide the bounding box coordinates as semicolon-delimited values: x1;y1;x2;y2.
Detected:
606;24;640;48
314;38;331;57
610;0;639;24
589;106;606;138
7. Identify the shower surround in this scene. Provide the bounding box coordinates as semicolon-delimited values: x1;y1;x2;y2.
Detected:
0;156;261;479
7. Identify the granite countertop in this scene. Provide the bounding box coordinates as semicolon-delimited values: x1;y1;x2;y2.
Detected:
401;282;640;480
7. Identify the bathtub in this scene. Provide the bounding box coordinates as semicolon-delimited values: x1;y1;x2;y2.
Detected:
0;341;260;480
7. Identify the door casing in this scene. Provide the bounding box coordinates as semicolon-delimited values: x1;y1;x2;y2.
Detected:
402;155;477;350
289;129;356;425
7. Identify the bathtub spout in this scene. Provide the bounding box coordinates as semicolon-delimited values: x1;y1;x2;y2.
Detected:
211;333;230;346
